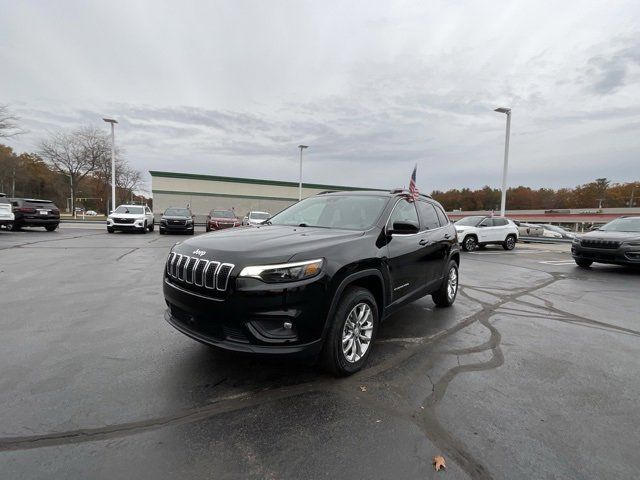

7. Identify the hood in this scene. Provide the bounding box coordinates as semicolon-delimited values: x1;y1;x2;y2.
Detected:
110;212;144;219
210;216;238;222
580;230;640;241
162;215;191;220
172;224;365;265
454;225;474;231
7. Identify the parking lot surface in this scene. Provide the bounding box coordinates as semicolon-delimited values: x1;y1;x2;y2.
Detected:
1;227;639;479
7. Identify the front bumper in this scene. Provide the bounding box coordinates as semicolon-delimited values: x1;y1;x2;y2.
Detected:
108;219;146;230
163;272;328;357
572;244;640;266
160;222;194;232
208;222;240;230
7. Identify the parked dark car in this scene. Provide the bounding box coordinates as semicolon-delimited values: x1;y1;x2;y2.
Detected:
7;198;60;231
572;216;640;268
206;208;241;232
160;207;195;235
163;190;460;375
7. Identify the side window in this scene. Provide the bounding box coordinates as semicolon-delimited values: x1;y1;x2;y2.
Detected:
495;218;507;226
435;206;449;227
146;207;152;214
416;201;440;231
479;218;493;227
387;199;419;230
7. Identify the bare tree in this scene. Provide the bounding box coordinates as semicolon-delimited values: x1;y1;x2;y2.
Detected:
117;165;143;205
38;126;110;214
0;105;23;138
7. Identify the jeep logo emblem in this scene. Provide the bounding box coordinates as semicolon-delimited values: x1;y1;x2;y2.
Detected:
192;249;206;257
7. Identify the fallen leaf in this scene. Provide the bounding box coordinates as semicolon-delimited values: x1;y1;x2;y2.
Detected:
360;385;367;392
433;455;446;471
375;419;382;423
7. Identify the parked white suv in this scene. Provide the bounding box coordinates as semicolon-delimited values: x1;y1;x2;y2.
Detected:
454;216;519;251
0;194;14;230
242;210;271;226
107;205;155;233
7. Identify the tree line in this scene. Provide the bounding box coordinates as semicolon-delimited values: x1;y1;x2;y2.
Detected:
430;178;639;211
0;105;144;214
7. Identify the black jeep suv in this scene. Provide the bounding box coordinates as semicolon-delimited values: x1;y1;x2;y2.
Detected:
160;207;195;235
7;198;60;231
572;216;640;268
163;190;460;375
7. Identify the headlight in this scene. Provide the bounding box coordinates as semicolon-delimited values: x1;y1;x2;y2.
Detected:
572;237;580;244
239;259;323;283
623;241;640;247
161;219;167;224
186;219;193;224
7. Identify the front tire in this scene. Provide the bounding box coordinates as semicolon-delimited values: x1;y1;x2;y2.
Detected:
107;226;114;233
148;222;154;232
575;259;593;268
432;260;459;307
5;221;16;231
321;287;379;376
462;235;477;252
502;235;517;250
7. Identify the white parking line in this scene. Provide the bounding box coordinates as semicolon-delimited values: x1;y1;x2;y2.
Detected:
468;249;552;255
538;260;576;265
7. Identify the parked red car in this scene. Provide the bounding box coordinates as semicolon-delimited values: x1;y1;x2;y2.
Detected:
206;208;241;232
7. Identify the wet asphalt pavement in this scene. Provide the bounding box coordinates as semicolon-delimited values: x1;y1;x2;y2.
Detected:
1;226;639;479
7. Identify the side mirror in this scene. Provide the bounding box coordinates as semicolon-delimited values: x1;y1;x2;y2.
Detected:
389;221;419;235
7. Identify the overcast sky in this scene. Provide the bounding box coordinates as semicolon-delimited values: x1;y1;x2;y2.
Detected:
1;0;639;193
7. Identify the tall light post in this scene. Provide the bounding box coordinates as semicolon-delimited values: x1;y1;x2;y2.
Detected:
102;117;118;212
494;107;511;217
298;145;308;201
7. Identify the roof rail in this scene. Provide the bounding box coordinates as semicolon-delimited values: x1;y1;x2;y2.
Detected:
389;188;432;199
316;190;338;195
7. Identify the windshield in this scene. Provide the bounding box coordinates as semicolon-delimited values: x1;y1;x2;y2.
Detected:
599;217;640;233
455;216;484;227
250;212;270;220
212;210;235;218
114;206;143;214
164;208;190;216
269;195;388;230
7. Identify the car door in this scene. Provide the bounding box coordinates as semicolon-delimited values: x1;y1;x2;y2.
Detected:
477;217;494;242
145;206;154;224
385;198;425;302
415;200;448;287
494;218;510;241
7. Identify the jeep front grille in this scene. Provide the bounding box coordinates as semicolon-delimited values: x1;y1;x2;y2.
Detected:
166;253;234;292
581;239;620;249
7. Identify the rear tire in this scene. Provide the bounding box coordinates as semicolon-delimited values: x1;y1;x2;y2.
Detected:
502;235;517;250
321;287;379;376
432;260;459;307
462;235;477;252
575;259;593;268
45;224;58;232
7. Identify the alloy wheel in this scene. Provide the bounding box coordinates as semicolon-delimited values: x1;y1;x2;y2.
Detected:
342;302;374;363
447;266;458;301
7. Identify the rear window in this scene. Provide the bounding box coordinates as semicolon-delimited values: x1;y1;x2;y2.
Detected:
25;200;57;208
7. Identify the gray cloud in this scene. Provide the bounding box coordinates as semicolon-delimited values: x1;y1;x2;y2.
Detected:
2;0;640;193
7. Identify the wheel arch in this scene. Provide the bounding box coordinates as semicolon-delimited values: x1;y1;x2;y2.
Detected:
323;268;386;340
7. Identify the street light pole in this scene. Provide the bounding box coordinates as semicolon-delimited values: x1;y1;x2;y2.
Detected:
494;107;511;217
102;117;118;212
298;145;308;201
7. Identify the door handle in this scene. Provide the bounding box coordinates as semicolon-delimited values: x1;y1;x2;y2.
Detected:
419;238;429;246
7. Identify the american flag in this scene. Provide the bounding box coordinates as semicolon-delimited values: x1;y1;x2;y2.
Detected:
408;164;419;201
